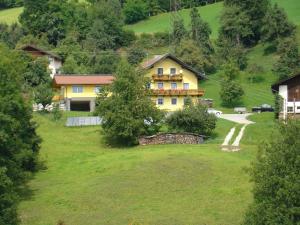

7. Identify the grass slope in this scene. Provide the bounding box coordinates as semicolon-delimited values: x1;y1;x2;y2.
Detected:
126;0;300;37
0;7;22;24
18;113;254;225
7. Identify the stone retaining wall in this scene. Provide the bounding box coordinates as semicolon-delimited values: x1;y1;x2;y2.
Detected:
139;133;204;145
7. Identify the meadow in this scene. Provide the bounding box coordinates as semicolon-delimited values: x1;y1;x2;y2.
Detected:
17;112;271;225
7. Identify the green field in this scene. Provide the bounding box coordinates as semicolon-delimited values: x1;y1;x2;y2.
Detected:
17;112;266;225
126;0;300;37
0;7;22;24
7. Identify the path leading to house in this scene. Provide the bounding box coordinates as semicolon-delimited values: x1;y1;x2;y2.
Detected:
221;114;254;151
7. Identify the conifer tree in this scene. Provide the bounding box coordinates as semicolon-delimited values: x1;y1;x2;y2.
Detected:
244;122;300;225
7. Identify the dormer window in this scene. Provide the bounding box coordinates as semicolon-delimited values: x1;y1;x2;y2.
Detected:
157;68;163;76
170;68;176;75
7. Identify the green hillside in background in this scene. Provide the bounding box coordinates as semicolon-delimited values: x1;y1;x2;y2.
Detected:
0;7;22;24
125;0;300;37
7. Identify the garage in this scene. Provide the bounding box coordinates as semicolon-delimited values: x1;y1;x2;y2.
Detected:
70;101;90;111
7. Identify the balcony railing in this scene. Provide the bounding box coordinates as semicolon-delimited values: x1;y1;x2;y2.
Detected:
151;89;205;96
152;74;183;81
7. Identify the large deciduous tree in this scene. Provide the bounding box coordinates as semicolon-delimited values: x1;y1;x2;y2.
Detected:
96;60;163;146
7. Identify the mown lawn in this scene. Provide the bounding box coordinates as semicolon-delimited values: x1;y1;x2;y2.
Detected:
18;112;256;225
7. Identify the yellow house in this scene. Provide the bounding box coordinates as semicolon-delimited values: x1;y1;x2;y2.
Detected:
53;74;114;111
142;54;205;111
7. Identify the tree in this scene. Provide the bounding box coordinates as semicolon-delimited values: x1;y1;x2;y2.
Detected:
166;104;217;136
176;38;215;73
147;0;161;16
223;0;270;45
86;0;126;50
261;3;295;43
123;0;148;24
219;62;244;106
89;51;120;74
23;57;54;105
244;122;300;225
190;7;213;54
127;46;146;65
171;17;186;45
273;37;300;81
219;5;253;46
96;61;163;146
0;44;41;224
0;23;24;49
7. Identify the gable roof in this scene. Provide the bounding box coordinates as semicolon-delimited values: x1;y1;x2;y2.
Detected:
21;44;61;60
271;73;300;92
53;74;114;86
141;53;205;79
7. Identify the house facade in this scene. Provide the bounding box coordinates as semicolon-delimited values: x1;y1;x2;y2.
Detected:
21;44;62;78
53;74;114;112
142;54;205;111
272;73;300;119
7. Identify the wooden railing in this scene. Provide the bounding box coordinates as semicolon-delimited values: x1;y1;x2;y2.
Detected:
151;89;205;96
152;74;183;81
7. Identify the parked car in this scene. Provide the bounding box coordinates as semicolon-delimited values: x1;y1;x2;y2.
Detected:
252;104;274;113
207;108;223;117
234;107;247;114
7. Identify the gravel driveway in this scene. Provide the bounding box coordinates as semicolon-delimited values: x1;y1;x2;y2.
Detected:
220;113;255;125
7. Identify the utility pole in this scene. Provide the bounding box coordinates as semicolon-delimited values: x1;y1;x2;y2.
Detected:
169;0;182;54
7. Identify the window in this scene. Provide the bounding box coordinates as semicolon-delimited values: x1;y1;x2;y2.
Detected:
146;82;151;89
157;97;164;105
72;86;83;93
171;98;177;105
171;82;177;90
157;82;164;89
157;68;163;75
170;68;176;75
95;86;102;94
183;83;190;90
287;106;294;112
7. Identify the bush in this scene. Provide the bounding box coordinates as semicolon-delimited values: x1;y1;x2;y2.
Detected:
52;104;62;121
123;0;149;24
220;79;244;107
166;104;217;136
127;46;146;65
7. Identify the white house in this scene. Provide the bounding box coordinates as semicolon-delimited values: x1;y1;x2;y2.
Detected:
21;44;62;78
272;73;300;119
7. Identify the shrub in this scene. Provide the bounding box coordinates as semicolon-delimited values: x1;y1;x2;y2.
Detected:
127;46;146;65
166;104;217;136
52;104;62;121
220;79;244;107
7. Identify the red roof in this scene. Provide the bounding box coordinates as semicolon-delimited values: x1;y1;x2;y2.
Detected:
54;74;114;85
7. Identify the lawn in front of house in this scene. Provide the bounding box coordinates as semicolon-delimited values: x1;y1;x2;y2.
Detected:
18;112;254;225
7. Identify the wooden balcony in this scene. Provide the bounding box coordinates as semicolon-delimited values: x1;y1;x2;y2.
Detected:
152;74;183;81
151;89;205;96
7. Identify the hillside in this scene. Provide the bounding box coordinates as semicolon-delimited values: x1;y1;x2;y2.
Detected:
126;0;300;37
0;7;22;24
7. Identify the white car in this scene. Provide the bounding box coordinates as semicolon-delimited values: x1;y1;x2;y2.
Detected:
207;108;223;117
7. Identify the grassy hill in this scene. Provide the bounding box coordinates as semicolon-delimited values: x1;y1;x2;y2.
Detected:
126;0;300;37
0;7;22;24
18;112;263;225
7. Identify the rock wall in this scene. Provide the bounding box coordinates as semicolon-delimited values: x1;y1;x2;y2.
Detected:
139;133;204;145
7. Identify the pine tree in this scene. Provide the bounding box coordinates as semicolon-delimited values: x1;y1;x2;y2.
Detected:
261;3;295;43
189;7;213;54
244;122;300;225
0;44;41;224
273;37;300;81
171;17;186;45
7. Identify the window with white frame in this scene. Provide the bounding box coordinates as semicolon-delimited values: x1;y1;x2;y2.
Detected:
170;68;176;75
157;97;164;105
171;82;177;90
95;86;102;94
72;85;83;93
183;83;190;90
157;68;163;75
171;98;177;105
287;106;294;112
157;82;164;89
